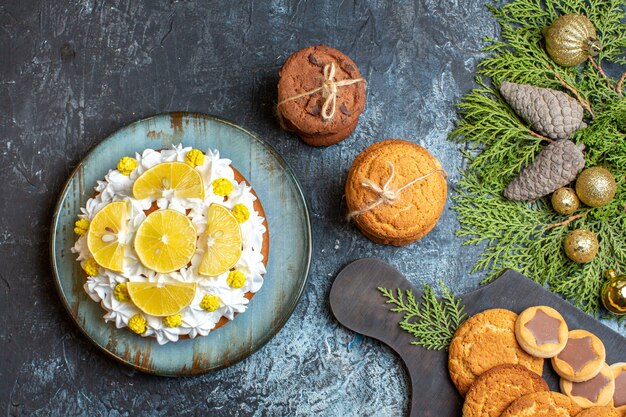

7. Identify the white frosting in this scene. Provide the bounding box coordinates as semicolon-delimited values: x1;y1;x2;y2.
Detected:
72;145;267;345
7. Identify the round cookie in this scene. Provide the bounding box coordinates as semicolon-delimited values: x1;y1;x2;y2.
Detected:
277;45;366;146
463;364;549;417
297;120;358;147
280;112;358;147
609;363;626;413
561;364;615;408
448;308;544;396
515;305;568;358
345;139;447;246
575;406;622;417
552;330;606;382
501;391;582;417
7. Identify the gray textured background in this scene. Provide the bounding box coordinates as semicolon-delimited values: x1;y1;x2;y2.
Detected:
0;0;499;415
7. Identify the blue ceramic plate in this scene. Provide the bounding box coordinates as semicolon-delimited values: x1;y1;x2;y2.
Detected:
51;113;311;376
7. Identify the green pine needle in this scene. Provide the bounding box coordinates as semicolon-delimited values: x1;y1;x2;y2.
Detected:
378;282;468;350
450;0;626;321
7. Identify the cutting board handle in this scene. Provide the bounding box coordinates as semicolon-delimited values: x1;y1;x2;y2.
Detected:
329;258;466;417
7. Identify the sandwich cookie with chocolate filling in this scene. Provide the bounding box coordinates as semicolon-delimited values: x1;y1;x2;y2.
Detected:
609;363;626;413
561;363;615;408
515;305;568;358
552;330;606;382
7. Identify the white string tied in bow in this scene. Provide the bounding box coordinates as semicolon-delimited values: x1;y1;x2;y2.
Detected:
278;62;364;121
347;161;447;220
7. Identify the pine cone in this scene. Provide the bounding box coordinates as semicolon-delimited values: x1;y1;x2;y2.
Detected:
504;139;585;201
500;81;585;140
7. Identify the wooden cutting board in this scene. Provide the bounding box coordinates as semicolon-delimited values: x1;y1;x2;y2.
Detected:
329;258;626;417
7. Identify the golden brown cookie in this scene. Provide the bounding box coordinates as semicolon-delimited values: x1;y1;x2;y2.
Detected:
462;364;548;417
448;308;544;396
277;45;366;146
500;391;582;417
552;330;606;382
561;363;615;408
345;139;447;246
575;406;621;417
515;305;568;358
609;363;626;413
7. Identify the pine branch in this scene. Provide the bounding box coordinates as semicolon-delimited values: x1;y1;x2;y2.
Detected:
618;72;626;96
450;0;626;320
546;212;587;230
378;282;468;351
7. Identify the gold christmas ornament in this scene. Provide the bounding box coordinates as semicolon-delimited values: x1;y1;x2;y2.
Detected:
601;269;626;315
575;166;617;207
551;187;580;215
543;14;602;67
563;229;598;263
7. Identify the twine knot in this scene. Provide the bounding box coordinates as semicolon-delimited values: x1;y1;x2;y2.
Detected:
347;161;447;221
361;177;400;204
278;62;364;122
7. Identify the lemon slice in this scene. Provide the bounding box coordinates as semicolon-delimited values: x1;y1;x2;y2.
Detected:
134;209;197;273
127;281;197;316
132;161;205;200
87;201;130;272
198;204;243;276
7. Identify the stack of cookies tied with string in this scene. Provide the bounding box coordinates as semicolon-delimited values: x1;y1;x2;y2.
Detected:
345;139;447;246
277;45;366;147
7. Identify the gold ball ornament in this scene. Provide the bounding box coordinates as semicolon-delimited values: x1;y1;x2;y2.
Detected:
563;229;598;263
575;166;617;207
551;187;580;215
601;269;626;315
543;14;602;67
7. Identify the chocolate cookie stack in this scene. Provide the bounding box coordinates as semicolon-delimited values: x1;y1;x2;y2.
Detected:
277;45;366;146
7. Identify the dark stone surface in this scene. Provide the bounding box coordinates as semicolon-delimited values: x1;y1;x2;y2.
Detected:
0;0;533;415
